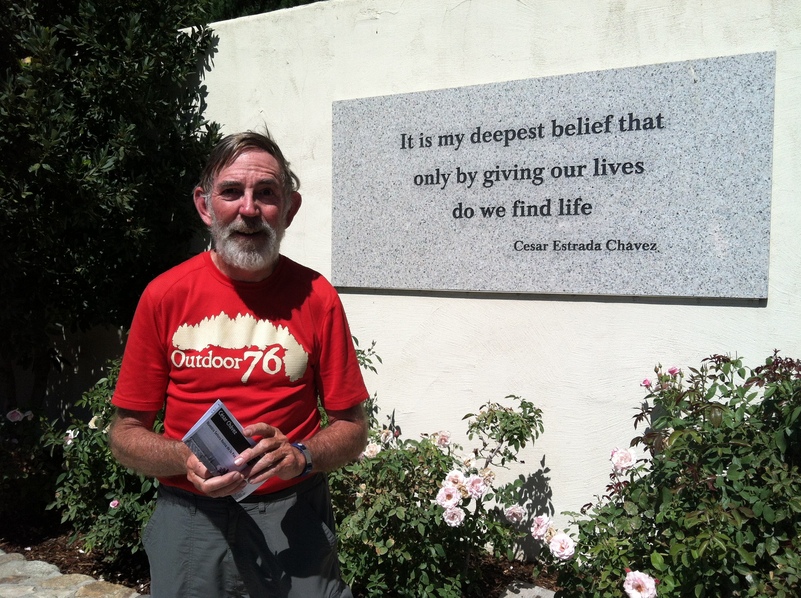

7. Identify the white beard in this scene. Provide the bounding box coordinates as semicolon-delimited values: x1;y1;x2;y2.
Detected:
209;211;285;273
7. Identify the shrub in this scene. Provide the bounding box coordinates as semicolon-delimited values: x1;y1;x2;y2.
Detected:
0;0;220;407
41;358;160;561
549;352;801;598
329;394;545;598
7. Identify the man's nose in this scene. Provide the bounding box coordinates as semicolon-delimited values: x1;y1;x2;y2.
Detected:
239;190;259;217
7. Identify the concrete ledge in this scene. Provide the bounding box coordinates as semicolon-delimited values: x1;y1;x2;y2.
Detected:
501;581;557;598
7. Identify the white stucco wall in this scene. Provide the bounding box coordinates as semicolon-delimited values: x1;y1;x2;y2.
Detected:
200;0;801;528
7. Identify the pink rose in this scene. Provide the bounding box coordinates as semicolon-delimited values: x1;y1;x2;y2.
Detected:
504;505;525;525
465;474;488;500
64;429;79;446
623;570;657;598
109;500;120;509
436;484;462;509
641;379;652;388
530;515;550;540
443;506;465;527
435;430;451;448
549;531;576;561
361;442;381;459
668;367;680;376
444;470;465;487
6;409;24;422
611;447;636;473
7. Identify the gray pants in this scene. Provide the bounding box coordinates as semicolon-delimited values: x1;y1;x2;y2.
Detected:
143;475;353;598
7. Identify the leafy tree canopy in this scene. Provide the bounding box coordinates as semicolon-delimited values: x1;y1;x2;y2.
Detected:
202;0;324;24
0;0;221;406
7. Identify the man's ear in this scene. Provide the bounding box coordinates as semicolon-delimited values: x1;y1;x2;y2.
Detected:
193;187;213;227
283;192;302;228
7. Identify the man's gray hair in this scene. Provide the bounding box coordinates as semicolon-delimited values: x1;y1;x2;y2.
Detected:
197;130;301;204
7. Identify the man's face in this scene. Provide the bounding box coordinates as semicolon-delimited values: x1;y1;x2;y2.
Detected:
194;149;301;281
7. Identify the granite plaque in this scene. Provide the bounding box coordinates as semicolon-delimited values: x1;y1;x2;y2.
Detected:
332;53;775;298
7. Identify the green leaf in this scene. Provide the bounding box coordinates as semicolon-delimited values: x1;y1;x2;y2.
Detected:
775;429;788;452
736;546;756;566
765;536;780;555
650;551;667;571
727;463;744;481
670;542;687;559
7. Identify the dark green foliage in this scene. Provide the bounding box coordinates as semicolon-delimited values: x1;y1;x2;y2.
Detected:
202;0;325;23
0;0;220;404
554;353;801;597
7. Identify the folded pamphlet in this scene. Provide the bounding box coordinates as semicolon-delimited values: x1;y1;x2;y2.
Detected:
182;400;261;501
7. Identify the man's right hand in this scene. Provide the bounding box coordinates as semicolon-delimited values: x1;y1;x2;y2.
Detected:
185;453;249;498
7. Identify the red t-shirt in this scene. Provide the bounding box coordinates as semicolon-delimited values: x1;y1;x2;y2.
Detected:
112;252;368;495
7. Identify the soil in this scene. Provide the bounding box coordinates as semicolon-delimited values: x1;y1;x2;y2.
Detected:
0;509;559;597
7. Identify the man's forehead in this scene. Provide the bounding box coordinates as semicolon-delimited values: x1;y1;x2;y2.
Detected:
214;149;281;181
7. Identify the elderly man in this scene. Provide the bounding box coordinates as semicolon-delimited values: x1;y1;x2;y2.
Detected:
109;131;368;598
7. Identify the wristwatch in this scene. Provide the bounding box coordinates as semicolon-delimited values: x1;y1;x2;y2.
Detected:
291;442;313;478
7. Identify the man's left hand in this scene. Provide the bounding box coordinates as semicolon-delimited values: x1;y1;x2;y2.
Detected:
234;423;305;483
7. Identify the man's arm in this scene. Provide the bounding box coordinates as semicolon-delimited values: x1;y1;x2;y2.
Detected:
305;402;369;472
108;408;191;478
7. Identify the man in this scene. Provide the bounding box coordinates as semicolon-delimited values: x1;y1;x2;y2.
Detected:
109;131;368;598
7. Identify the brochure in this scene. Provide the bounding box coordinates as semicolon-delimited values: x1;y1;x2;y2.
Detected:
182;400;261;501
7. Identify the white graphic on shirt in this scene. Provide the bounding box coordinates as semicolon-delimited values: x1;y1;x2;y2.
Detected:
171;312;308;383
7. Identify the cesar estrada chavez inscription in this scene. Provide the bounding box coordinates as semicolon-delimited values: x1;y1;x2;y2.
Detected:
409;113;660;254
332;53;774;298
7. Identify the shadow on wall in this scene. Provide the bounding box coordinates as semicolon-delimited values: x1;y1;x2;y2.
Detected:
514;456;554;559
2;326;126;419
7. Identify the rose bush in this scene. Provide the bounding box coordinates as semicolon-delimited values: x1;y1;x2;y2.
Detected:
329;392;547;597
551;352;801;597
